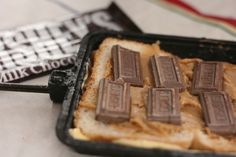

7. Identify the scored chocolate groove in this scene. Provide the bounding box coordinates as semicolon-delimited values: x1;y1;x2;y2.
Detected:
191;61;223;95
150;55;185;92
199;91;236;135
95;78;131;123
147;88;181;124
112;45;143;86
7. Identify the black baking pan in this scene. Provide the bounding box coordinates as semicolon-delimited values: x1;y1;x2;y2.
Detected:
53;31;236;157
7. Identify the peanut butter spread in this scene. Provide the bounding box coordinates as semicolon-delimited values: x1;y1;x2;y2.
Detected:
71;38;236;153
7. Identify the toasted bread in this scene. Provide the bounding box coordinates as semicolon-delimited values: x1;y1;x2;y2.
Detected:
72;38;236;153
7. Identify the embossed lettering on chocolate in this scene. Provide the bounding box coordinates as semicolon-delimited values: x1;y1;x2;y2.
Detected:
200;91;236;135
112;45;143;86
147;88;181;124
150;56;185;91
95;78;131;123
191;62;223;95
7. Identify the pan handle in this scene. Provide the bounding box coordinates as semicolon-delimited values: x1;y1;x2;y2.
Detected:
0;69;76;103
48;70;76;103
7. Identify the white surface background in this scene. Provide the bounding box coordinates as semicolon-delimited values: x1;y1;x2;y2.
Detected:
0;0;236;157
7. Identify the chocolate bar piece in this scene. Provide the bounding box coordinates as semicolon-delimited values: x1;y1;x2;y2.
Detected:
147;88;181;124
191;62;223;95
112;45;143;86
95;78;131;123
200;91;236;135
150;56;185;91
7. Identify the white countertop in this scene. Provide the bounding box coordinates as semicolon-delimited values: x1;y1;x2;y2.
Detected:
0;0;235;157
